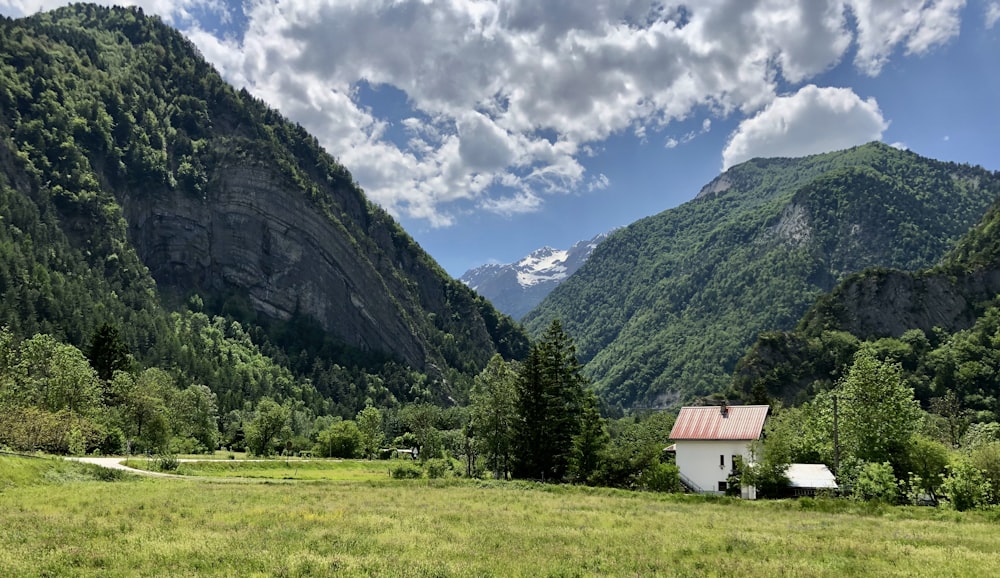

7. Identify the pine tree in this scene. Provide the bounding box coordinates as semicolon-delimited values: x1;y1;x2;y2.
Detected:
514;319;587;482
569;392;609;484
87;323;131;381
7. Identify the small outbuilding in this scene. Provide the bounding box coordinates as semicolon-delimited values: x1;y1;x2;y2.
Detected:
784;463;838;496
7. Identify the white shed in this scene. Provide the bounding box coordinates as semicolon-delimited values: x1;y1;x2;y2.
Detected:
785;463;838;496
668;404;769;496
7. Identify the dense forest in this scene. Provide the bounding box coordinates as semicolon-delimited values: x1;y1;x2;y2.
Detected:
0;5;527;452
525;143;1000;409
705;165;1000;510
735;189;1000;423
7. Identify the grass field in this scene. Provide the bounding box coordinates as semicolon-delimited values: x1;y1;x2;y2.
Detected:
2;455;999;577
123;457;395;481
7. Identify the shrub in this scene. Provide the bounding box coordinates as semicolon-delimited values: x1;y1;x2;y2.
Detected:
425;458;451;479
169;437;207;456
968;441;1000;505
390;462;423;479
67;427;87;456
153;453;180;472
852;461;898;503
638;462;681;493
942;460;992;511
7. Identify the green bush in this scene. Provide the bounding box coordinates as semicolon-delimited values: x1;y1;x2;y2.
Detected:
852;461;898;503
425;458;452;479
638;462;681;493
390;462;423;479
942;460;992;511
968;442;1000;505
153;454;180;472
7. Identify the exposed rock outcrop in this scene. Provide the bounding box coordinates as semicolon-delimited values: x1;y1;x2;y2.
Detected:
124;160;434;367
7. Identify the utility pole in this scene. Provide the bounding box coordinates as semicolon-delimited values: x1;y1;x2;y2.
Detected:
832;394;839;477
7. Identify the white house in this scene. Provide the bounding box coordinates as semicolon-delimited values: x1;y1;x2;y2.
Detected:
668;404;769;496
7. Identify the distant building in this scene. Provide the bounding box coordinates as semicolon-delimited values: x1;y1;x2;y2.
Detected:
784;463;837;496
668;404;769;497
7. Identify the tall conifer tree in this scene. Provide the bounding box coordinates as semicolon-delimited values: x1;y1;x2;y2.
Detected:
514;319;587;481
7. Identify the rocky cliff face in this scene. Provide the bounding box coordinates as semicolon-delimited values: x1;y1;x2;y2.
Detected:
802;266;1000;340
124;159;433;367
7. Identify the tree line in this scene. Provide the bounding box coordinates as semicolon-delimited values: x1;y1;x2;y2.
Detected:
0;318;681;493
740;345;1000;511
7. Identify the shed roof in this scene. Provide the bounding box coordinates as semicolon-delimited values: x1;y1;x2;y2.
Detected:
785;463;837;489
669;405;768;440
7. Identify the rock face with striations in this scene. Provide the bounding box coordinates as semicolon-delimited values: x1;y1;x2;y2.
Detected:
0;4;530;375
124;160;428;367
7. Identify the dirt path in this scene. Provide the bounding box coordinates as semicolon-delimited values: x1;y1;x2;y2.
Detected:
66;456;185;478
66;457;315;484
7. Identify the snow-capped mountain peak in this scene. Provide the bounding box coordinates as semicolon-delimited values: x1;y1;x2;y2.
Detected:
460;231;614;319
515;246;570;287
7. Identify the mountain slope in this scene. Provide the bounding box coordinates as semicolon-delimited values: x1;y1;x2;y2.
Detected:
0;5;527;411
461;232;611;319
524;143;1000;408
735;194;1000;407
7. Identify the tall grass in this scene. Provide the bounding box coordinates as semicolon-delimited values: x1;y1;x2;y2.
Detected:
2;468;999;577
123;457;394;481
0;454;129;490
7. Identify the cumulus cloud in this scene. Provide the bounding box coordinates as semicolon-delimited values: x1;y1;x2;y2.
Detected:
849;0;966;75
722;85;888;170
988;2;1000;28
0;0;970;225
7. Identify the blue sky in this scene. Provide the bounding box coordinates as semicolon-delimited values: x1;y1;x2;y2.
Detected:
2;1;999;277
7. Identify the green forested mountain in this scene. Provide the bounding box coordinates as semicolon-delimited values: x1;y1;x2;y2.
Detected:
0;5;526;424
735;191;1000;420
524;143;1000;409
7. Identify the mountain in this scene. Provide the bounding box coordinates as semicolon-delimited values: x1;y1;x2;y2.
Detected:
0;5;527;415
461;232;611;319
524;143;1000;409
734;194;1000;410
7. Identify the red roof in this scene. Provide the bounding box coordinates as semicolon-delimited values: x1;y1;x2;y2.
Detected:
669;405;769;440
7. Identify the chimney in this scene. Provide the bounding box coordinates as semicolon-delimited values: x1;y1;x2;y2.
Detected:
720;401;729;417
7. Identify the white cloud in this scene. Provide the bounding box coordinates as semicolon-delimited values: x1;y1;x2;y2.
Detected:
0;0;970;226
890;141;909;150
722;85;888;170
479;191;542;216
988;2;1000;28
848;0;966;75
587;173;610;193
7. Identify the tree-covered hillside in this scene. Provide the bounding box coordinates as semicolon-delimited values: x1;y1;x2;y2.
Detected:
735;188;1000;421
525;143;1000;409
0;4;526;427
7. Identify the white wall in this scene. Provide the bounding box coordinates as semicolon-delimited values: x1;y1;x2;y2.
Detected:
674;439;754;494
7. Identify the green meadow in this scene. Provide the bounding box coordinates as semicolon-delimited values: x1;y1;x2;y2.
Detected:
2;455;999;577
122;457;395;481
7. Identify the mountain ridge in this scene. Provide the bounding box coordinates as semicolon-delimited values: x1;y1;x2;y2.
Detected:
461;231;612;319
0;4;527;413
733;191;1000;412
524;142;1000;409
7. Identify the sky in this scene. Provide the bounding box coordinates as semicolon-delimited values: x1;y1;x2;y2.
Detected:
2;1;999;277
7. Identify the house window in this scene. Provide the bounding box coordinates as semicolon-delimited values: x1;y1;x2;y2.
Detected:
719;454;725;468
718;481;728;492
